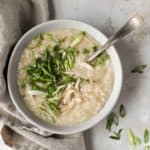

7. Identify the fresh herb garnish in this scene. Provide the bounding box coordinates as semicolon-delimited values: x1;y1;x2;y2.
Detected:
58;36;67;43
127;129;141;149
83;48;90;54
90;51;109;67
144;129;149;144
106;112;119;131
29;34;43;49
109;129;123;140
119;104;126;118
70;31;86;48
43;33;53;40
39;97;60;122
92;45;98;52
131;65;147;73
144;145;150;150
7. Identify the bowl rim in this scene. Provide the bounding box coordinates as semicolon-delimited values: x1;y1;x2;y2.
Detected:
7;19;123;134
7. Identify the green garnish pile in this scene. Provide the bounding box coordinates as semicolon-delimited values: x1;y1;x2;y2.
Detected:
24;45;77;121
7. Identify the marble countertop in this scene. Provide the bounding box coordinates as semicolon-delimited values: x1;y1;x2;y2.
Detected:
1;0;150;149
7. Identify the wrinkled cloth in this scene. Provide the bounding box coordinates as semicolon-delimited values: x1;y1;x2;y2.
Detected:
0;0;86;150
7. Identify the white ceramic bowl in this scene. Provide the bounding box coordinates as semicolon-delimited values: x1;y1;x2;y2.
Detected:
7;19;123;134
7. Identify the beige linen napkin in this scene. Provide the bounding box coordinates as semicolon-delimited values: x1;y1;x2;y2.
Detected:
0;0;86;150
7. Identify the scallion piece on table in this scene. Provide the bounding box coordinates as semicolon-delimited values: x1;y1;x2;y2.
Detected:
109;129;123;140
119;104;126;118
131;65;147;73
144;129;149;144
106;112;119;131
127;129;141;149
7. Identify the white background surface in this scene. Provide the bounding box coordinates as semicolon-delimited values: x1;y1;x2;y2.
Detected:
1;0;150;149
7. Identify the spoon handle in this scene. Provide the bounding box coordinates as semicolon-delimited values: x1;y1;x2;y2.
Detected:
87;15;144;62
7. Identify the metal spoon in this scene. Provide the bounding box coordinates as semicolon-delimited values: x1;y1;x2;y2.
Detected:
87;14;144;62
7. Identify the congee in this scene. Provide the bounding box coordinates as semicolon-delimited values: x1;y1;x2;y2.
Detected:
17;29;114;126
